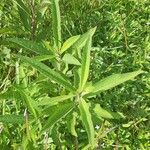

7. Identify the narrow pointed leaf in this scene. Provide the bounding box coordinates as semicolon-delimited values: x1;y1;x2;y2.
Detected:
79;98;95;147
33;55;55;61
51;0;61;50
17;89;38;118
62;53;81;66
66;112;78;137
72;27;96;50
93;104;125;119
79;27;96;90
15;0;30;31
61;35;80;54
20;56;75;92
37;93;75;106
41;101;74;133
87;70;143;96
8;38;50;55
0;114;24;124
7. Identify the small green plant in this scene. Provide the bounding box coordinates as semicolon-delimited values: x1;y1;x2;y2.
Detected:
0;0;147;149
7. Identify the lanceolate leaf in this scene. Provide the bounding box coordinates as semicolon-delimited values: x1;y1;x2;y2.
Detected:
87;70;143;96
66;112;78;137
79;98;95;147
93;104;125;119
0;114;24;124
8;38;50;55
15;0;30;31
79;27;96;91
33;55;55;61
17;89;38;118
37;93;75;106
61;35;80;54
51;0;61;50
20;56;75;92
62;53;81;66
41;101;74;133
72;27;96;50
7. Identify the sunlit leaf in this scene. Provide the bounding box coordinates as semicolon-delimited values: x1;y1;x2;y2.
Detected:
79;27;96;91
37;93;75;106
93;104;125;119
33;55;55;61
79;98;95;147
62;53;81;66
66;112;78;137
61;35;80;54
51;0;61;50
86;70;143;96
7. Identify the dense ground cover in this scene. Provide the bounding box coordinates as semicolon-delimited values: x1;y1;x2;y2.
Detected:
0;0;149;149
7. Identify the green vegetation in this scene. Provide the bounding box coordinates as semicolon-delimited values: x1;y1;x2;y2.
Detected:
0;0;149;149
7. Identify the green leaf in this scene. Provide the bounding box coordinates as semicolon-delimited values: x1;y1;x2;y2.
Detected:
14;0;30;31
0;114;24;124
41;101;74;133
20;56;75;92
62;53;81;66
78;98;95;147
8;38;50;55
93;104;125;119
17;89;38;118
73;67;81;89
87;70;143;96
39;0;51;16
33;55;55;61
61;35;80;54
37;93;75;106
51;0;61;50
72;27;96;50
66;112;78;137
79;27;96;91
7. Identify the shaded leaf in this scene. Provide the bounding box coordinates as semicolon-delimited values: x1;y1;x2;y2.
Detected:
0;114;24;124
8;38;50;55
17;89;38;118
41;101;74;133
20;56;75;92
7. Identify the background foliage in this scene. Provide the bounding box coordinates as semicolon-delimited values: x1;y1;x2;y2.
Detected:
0;0;149;149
